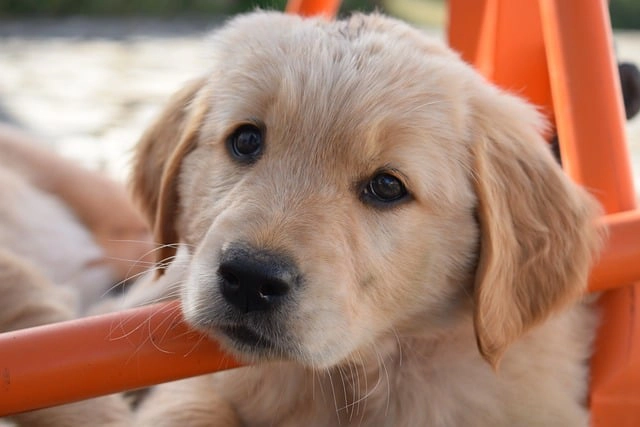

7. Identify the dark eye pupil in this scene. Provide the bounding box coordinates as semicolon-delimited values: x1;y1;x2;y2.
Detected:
369;173;405;201
235;130;260;154
230;125;263;159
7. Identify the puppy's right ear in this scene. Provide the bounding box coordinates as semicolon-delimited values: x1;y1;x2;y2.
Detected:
131;77;209;268
469;89;604;367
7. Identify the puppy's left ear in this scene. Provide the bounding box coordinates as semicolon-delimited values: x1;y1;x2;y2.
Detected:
470;89;604;367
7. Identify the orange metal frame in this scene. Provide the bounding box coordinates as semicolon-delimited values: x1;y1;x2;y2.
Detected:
448;1;640;424
1;0;639;424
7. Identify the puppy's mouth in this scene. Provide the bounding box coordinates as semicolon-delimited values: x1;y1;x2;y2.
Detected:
215;324;294;359
219;325;276;350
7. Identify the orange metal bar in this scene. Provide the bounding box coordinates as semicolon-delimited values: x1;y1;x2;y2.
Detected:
590;211;640;292
447;0;555;122
538;0;634;211
538;1;640;424
450;0;640;424
590;288;640;426
285;0;341;17
0;302;240;416
446;0;487;68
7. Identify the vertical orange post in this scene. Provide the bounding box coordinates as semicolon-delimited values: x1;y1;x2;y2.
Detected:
538;0;634;209
449;0;640;424
447;0;554;121
538;1;640;425
285;0;341;17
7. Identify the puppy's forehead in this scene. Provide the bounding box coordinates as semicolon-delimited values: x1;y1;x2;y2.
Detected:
203;12;473;179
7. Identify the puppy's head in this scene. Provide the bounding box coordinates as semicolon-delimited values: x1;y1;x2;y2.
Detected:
132;12;603;368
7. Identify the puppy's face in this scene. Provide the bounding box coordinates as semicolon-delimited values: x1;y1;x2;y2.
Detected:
133;13;602;368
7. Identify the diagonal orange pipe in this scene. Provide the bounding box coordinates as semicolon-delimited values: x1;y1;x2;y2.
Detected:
0;302;240;416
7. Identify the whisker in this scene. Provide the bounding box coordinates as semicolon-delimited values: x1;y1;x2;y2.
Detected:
345;347;384;413
391;327;403;368
373;346;391;418
355;352;366;422
325;368;342;425
128;303;185;361
337;365;349;420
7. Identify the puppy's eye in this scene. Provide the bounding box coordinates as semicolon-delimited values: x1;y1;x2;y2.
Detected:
363;173;408;204
227;124;263;163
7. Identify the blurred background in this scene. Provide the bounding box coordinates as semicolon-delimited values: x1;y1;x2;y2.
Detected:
0;0;639;186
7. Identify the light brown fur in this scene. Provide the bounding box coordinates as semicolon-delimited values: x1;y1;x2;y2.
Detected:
130;12;604;426
0;125;151;425
0;124;154;283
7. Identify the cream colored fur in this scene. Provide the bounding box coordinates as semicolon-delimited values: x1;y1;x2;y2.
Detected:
0;167;113;311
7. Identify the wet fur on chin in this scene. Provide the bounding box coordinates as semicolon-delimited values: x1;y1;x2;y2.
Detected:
130;11;605;426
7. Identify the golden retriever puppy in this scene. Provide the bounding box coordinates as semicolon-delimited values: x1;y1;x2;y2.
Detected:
131;12;604;426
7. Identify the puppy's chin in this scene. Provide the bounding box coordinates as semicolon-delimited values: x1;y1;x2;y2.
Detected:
181;301;355;368
180;300;300;364
185;317;340;368
211;324;302;363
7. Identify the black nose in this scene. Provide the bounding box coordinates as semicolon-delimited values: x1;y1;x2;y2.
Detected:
218;245;298;313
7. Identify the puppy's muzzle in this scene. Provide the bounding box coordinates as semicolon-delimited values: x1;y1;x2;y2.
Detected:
218;244;299;313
